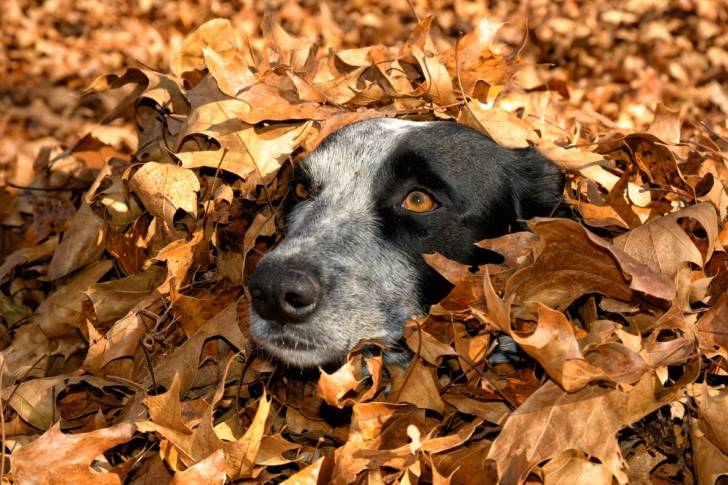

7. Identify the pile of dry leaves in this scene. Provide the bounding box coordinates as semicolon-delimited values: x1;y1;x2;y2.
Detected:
1;1;727;484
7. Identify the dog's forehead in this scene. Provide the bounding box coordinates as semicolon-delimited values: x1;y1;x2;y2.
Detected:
302;118;430;187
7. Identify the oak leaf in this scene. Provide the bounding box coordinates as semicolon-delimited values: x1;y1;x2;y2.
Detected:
11;422;135;485
129;162;200;230
613;202;719;278
486;374;681;484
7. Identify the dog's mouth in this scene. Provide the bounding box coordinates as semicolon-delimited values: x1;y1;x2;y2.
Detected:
248;315;349;367
250;321;318;350
270;332;317;351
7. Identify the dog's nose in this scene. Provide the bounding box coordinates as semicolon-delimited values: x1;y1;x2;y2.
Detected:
249;263;320;323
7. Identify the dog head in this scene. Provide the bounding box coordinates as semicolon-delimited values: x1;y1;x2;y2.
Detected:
248;118;564;367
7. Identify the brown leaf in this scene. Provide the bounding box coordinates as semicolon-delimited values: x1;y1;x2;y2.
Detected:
185;75;337;126
3;377;60;430
176;121;312;187
11;422;135;485
431;440;493;484
1;324;52;386
224;390;271;479
459;103;535;149
317;360;363;409
83;310;149;374
486;375;680;484
152;303;246;394
86;265;166;325
170;19;254;80
281;456;332;485
580;321;650;385
106;217;149;276
171;449;227;485
697;292;728;357
129;162;201;230
400;17;457;106
505;219;674;311
255;435;301;466
144;373;191;435
0;236;58;282
421;418;484;453
647;103;682;145
35;260;112;338
691;418;728;485
241;210;277;272
442;389;510;424
692;383;728;455
171;286;241;337
404;321;458;366
389;359;444;413
330;403;426;484
613;203;719;278
539;144;651;207
502;304;611;391
88;67;189;123
540;450;614;484
203;46;256;98
47;203;107;281
153;229;209;296
422;253;483;311
440;18;511;94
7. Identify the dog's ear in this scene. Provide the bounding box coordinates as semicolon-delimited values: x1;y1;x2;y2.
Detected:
511;149;566;224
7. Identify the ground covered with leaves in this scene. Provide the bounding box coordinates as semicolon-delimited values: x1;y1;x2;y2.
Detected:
1;1;728;484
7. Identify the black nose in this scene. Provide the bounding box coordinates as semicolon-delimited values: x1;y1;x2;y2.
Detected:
249;262;321;324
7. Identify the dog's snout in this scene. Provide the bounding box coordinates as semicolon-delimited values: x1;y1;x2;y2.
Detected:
250;263;320;324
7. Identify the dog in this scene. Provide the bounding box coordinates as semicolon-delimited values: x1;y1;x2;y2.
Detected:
248;118;564;368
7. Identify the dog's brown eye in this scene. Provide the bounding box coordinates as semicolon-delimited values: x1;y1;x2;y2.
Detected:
402;190;438;213
294;183;310;199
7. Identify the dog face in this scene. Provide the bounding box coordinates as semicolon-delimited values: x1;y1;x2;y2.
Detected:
249;118;564;367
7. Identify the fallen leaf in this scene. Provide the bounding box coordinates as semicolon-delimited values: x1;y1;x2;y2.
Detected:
540;449;615;484
0;236;58;281
35;260;112;338
389;359;444;413
692;383;728;455
46;203;107;280
129;161;201;231
486;375;680;484
697;292;728;357
317;360;363;409
11;422;135;485
505;218;675;310
614;203;719;277
176;121;312;187
86;265;166;325
171;449;227;485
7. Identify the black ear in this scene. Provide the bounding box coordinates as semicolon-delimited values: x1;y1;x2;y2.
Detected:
510;148;566;224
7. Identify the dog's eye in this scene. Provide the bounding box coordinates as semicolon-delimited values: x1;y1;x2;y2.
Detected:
402;190;438;213
294;183;310;199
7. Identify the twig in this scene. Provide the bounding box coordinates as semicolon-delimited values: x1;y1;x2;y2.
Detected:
201;147;228;232
406;0;421;22
235;347;258;430
139;338;158;393
458;352;516;410
4;181;77;192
